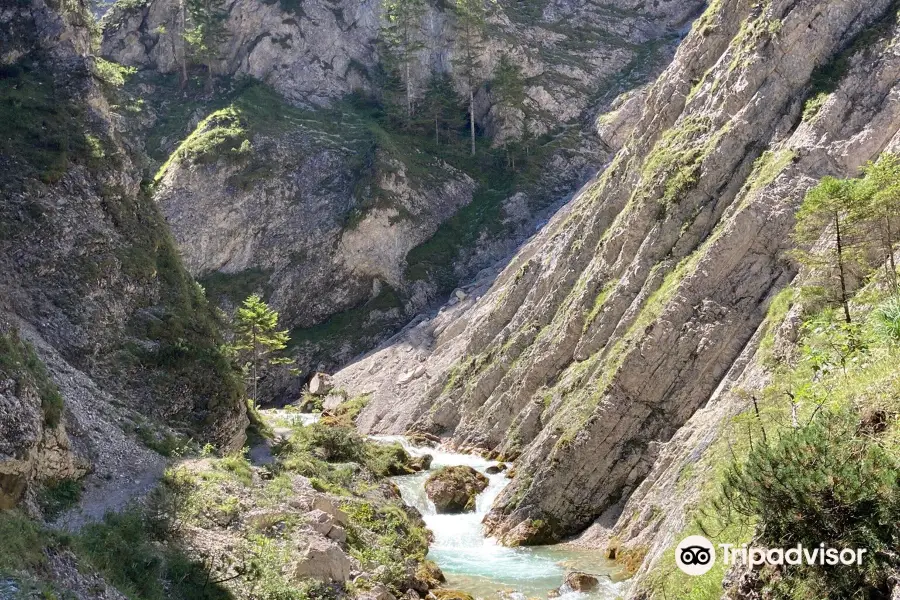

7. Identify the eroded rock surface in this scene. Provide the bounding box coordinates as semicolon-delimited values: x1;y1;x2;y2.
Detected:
335;0;900;559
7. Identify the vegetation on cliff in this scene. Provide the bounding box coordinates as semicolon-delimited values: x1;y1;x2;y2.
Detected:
643;158;900;599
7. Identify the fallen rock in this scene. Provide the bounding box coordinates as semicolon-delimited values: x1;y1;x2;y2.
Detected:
357;583;396;600
560;571;600;592
291;536;353;582
485;463;507;475
309;373;334;396
312;496;349;525
427;590;475;600
424;466;488;513
408;432;440;447
410;454;433;472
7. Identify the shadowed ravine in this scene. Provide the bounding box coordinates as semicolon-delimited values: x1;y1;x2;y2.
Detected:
373;437;624;599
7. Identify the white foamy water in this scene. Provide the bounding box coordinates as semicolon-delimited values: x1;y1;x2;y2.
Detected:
370;436;624;600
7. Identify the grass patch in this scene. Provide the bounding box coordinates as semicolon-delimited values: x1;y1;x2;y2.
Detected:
38;478;83;520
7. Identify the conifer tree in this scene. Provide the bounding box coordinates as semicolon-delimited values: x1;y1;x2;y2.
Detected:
491;53;526;166
857;153;900;293
421;71;462;145
793;177;863;323
184;0;229;91
452;0;487;155
381;0;426;125
230;294;291;407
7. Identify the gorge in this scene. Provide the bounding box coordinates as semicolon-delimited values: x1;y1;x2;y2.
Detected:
2;0;900;598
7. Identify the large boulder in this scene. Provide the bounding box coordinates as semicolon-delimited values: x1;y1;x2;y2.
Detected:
291;536;353;582
309;373;334;396
427;590;475;600
424;466;488;513
559;571;600;592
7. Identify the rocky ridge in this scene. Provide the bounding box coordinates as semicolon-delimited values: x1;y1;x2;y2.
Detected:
335;0;900;572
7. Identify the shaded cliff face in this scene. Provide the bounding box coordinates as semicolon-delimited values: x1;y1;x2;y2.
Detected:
96;0;706;386
335;0;900;551
1;0;247;509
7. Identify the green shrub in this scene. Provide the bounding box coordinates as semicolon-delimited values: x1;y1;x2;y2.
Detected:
716;410;900;599
75;508;233;600
364;442;415;477
289;422;366;463
0;62;93;182
871;296;900;343
75;510;168;599
38;478;83;520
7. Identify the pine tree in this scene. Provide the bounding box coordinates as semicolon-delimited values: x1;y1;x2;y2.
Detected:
492;53;525;109
421;70;462;145
381;0;427;125
793;177;864;323
491;53;526;166
857;153;900;293
230;294;291;407
184;0;229;91
452;0;487;155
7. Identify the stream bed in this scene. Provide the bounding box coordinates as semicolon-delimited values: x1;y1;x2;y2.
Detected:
374;436;625;600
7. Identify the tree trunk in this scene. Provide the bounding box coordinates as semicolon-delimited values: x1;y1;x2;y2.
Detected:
179;0;188;89
469;87;475;156
252;326;259;406
835;211;852;324
886;214;898;293
406;59;412;125
205;61;213;92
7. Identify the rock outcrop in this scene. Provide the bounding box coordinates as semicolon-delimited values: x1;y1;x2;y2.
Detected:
335;0;900;559
101;0;704;136
424;465;488;513
0;326;86;511
1;0;247;514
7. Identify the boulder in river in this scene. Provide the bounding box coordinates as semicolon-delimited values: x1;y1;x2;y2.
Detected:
427;590;475;600
559;571;600;592
410;454;433;472
424;466;488;513
485;462;507;475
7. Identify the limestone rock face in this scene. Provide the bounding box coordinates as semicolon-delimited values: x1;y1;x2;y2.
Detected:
1;0;247;515
0;375;84;510
424;465;488;513
335;0;900;558
101;0;704;137
98;0;708;391
309;373;334;397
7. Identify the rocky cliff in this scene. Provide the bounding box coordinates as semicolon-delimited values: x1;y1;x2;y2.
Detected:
96;0;705;385
1;0;246;515
335;0;900;573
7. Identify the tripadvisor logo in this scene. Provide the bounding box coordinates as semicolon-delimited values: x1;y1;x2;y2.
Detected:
675;535;868;576
676;535;716;576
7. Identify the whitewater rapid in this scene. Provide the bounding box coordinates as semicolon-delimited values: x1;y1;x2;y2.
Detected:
373;436;624;599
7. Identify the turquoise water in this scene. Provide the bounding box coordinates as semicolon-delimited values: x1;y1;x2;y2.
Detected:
374;437;624;600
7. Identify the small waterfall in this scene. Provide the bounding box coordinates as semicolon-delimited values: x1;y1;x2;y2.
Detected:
372;437;624;599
